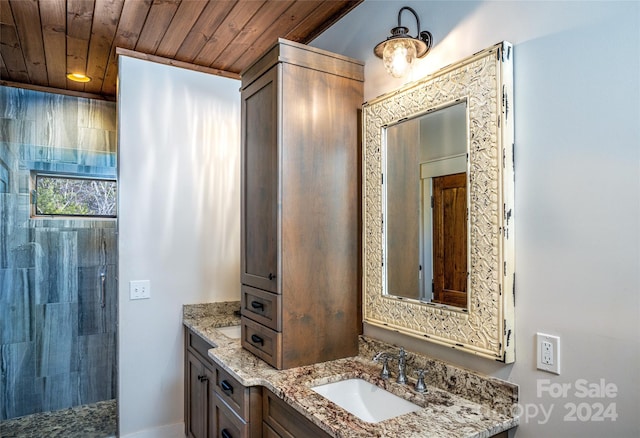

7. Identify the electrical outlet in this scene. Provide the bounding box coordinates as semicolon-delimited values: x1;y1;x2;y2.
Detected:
130;280;151;300
541;341;553;365
536;333;560;374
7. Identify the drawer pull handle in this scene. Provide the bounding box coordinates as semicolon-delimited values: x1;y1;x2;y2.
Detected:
250;301;264;311
220;380;234;395
197;375;208;382
251;334;264;345
268;273;276;280
221;429;232;438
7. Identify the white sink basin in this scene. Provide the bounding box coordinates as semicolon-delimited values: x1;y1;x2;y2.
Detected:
216;325;241;339
311;378;421;423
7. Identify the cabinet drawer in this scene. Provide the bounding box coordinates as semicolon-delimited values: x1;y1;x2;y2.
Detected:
241;285;280;331
263;389;330;438
213;394;248;438
187;330;215;362
241;317;282;369
215;366;247;419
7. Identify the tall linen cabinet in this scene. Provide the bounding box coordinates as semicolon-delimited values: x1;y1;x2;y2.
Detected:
240;39;364;369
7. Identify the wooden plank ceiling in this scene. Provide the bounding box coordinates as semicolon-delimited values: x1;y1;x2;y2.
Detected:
0;0;362;100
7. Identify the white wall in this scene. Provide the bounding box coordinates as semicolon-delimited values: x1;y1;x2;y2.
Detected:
118;56;240;437
313;1;639;436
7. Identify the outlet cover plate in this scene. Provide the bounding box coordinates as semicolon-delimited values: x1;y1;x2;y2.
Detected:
130;280;151;300
536;333;560;374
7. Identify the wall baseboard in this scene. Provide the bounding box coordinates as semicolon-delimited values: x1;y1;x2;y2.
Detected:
120;422;184;438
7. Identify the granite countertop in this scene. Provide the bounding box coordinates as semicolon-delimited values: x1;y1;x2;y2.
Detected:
183;303;519;438
183;301;242;348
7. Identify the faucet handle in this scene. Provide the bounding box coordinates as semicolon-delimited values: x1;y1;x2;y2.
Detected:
373;352;392;380
415;369;427;393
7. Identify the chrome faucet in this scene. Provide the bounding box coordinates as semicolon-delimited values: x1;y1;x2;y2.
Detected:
373;347;408;384
396;347;408;384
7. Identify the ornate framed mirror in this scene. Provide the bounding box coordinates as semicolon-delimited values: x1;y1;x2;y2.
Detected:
362;42;515;362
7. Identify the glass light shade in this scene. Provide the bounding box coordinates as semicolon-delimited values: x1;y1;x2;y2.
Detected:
382;39;417;78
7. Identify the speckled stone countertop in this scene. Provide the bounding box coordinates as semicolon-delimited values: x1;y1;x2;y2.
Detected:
183;301;242;342
183;303;519;438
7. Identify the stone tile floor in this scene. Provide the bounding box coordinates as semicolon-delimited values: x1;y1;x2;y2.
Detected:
0;399;116;438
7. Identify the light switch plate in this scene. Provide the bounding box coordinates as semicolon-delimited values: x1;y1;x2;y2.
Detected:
130;280;151;300
536;333;560;374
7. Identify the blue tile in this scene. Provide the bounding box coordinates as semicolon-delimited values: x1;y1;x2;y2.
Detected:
35;303;79;377
38;372;80;412
0;268;34;344
0;342;41;420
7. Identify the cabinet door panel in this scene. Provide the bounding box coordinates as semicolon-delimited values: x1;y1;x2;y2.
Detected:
241;66;279;293
186;351;210;438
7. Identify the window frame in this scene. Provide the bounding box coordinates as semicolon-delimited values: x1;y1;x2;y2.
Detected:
30;171;118;219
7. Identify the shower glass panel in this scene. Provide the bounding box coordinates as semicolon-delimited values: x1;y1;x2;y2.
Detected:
0;85;117;437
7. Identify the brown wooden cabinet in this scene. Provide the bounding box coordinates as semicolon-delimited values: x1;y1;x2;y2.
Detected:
185;330;216;438
240;39;364;370
185;328;262;438
185;329;512;438
186;350;213;438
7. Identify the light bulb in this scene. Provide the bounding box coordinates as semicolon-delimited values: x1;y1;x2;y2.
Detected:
383;40;416;78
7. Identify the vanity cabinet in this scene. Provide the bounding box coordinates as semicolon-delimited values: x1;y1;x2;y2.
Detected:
240;38;364;370
185;328;262;438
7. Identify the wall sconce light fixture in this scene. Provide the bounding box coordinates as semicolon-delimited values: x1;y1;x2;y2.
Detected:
374;6;433;78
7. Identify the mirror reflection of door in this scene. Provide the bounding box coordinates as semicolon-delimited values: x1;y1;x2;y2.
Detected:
432;172;467;307
384;101;469;308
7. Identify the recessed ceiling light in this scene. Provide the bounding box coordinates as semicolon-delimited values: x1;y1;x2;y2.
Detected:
66;73;91;83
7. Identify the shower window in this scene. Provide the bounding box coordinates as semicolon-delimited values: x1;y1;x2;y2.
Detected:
32;173;117;217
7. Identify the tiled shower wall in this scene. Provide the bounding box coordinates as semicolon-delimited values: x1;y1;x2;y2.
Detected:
0;85;117;420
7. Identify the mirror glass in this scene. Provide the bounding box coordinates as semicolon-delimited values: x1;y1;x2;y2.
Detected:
362;42;515;362
384;101;468;308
